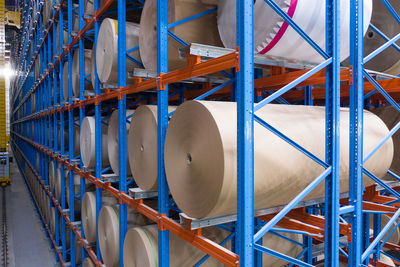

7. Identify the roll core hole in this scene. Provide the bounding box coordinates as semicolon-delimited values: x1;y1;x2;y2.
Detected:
140;145;144;152
186;153;192;165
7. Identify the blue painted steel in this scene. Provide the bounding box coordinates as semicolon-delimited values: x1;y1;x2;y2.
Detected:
254;244;313;267
324;0;340;266
380;0;400;25
93;0;104;260
362;208;400;261
348;0;365;265
369;24;400;53
157;0;170;265
118;1;129;266
194;80;234;101
236;0;254;266
168;8;217;29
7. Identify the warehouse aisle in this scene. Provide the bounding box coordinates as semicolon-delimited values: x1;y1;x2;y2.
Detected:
5;160;56;267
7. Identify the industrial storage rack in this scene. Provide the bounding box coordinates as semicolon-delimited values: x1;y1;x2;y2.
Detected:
9;0;400;266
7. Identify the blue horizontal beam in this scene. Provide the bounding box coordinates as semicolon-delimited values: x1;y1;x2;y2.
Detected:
254;244;313;267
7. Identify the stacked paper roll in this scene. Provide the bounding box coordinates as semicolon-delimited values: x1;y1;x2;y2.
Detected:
83;257;95;267
31;94;35;114
218;0;372;63
98;205;150;267
82;191;118;243
62;61;69;101
96;18;141;84
54;166;67;203
373;106;400;180
363;1;400;74
56;22;68;55
123;225;302;267
165;101;394;219
127;105;176;190
49;161;55;194
108;109;135;175
80;116;109;168
370;214;400;245
34;57;40;81
139;0;222;71
72;48;94;96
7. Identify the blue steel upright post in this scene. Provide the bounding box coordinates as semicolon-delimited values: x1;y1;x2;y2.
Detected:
157;0;170;265
94;0;104;261
348;0;364;266
324;0;340;266
236;0;255;266
118;0;128;266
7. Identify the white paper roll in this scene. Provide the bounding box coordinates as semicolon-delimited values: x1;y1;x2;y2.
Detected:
139;0;222;71
72;48;94;96
98;205;150;267
165;101;393;219
370;214;400;246
108;109;135;175
127;105;175;190
373;106;400;180
96;18;141;84
218;0;372;63
82;191;118;243
80;116;109;168
123;224;302;267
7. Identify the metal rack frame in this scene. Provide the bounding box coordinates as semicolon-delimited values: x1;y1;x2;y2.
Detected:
9;0;400;266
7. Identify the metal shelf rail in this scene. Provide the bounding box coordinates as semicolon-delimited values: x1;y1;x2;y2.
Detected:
9;0;400;266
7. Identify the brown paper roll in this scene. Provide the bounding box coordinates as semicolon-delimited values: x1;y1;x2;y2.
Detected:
127;105;176;190
123;224;302;267
98;205;150;267
82;191;118;243
108;109;135;175
139;0;222;71
373;106;400;180
80;116;109;168
165;101;393;219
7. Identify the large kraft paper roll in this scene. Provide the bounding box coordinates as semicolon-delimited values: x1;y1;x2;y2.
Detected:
49;161;55;194
165;101;394;219
96;18;141;84
83;257;95;267
108;109;135;175
72;48;94;96
56;22;68;55
80;116;109;168
373;106;400;180
139;0;222;71
218;0;372;63
370;214;400;246
123;224;302;267
98;205;151;267
62;61;69;101
82;191;118;243
127;105;176;191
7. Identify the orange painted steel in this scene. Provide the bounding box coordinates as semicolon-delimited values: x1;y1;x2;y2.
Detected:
11;132;240;267
254;67;353;92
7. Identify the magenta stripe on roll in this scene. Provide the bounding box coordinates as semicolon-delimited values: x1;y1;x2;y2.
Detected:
259;0;298;55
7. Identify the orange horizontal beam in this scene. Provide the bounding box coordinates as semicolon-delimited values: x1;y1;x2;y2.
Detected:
254;68;352;91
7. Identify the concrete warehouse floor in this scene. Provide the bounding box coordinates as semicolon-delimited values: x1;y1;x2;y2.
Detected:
2;159;56;267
